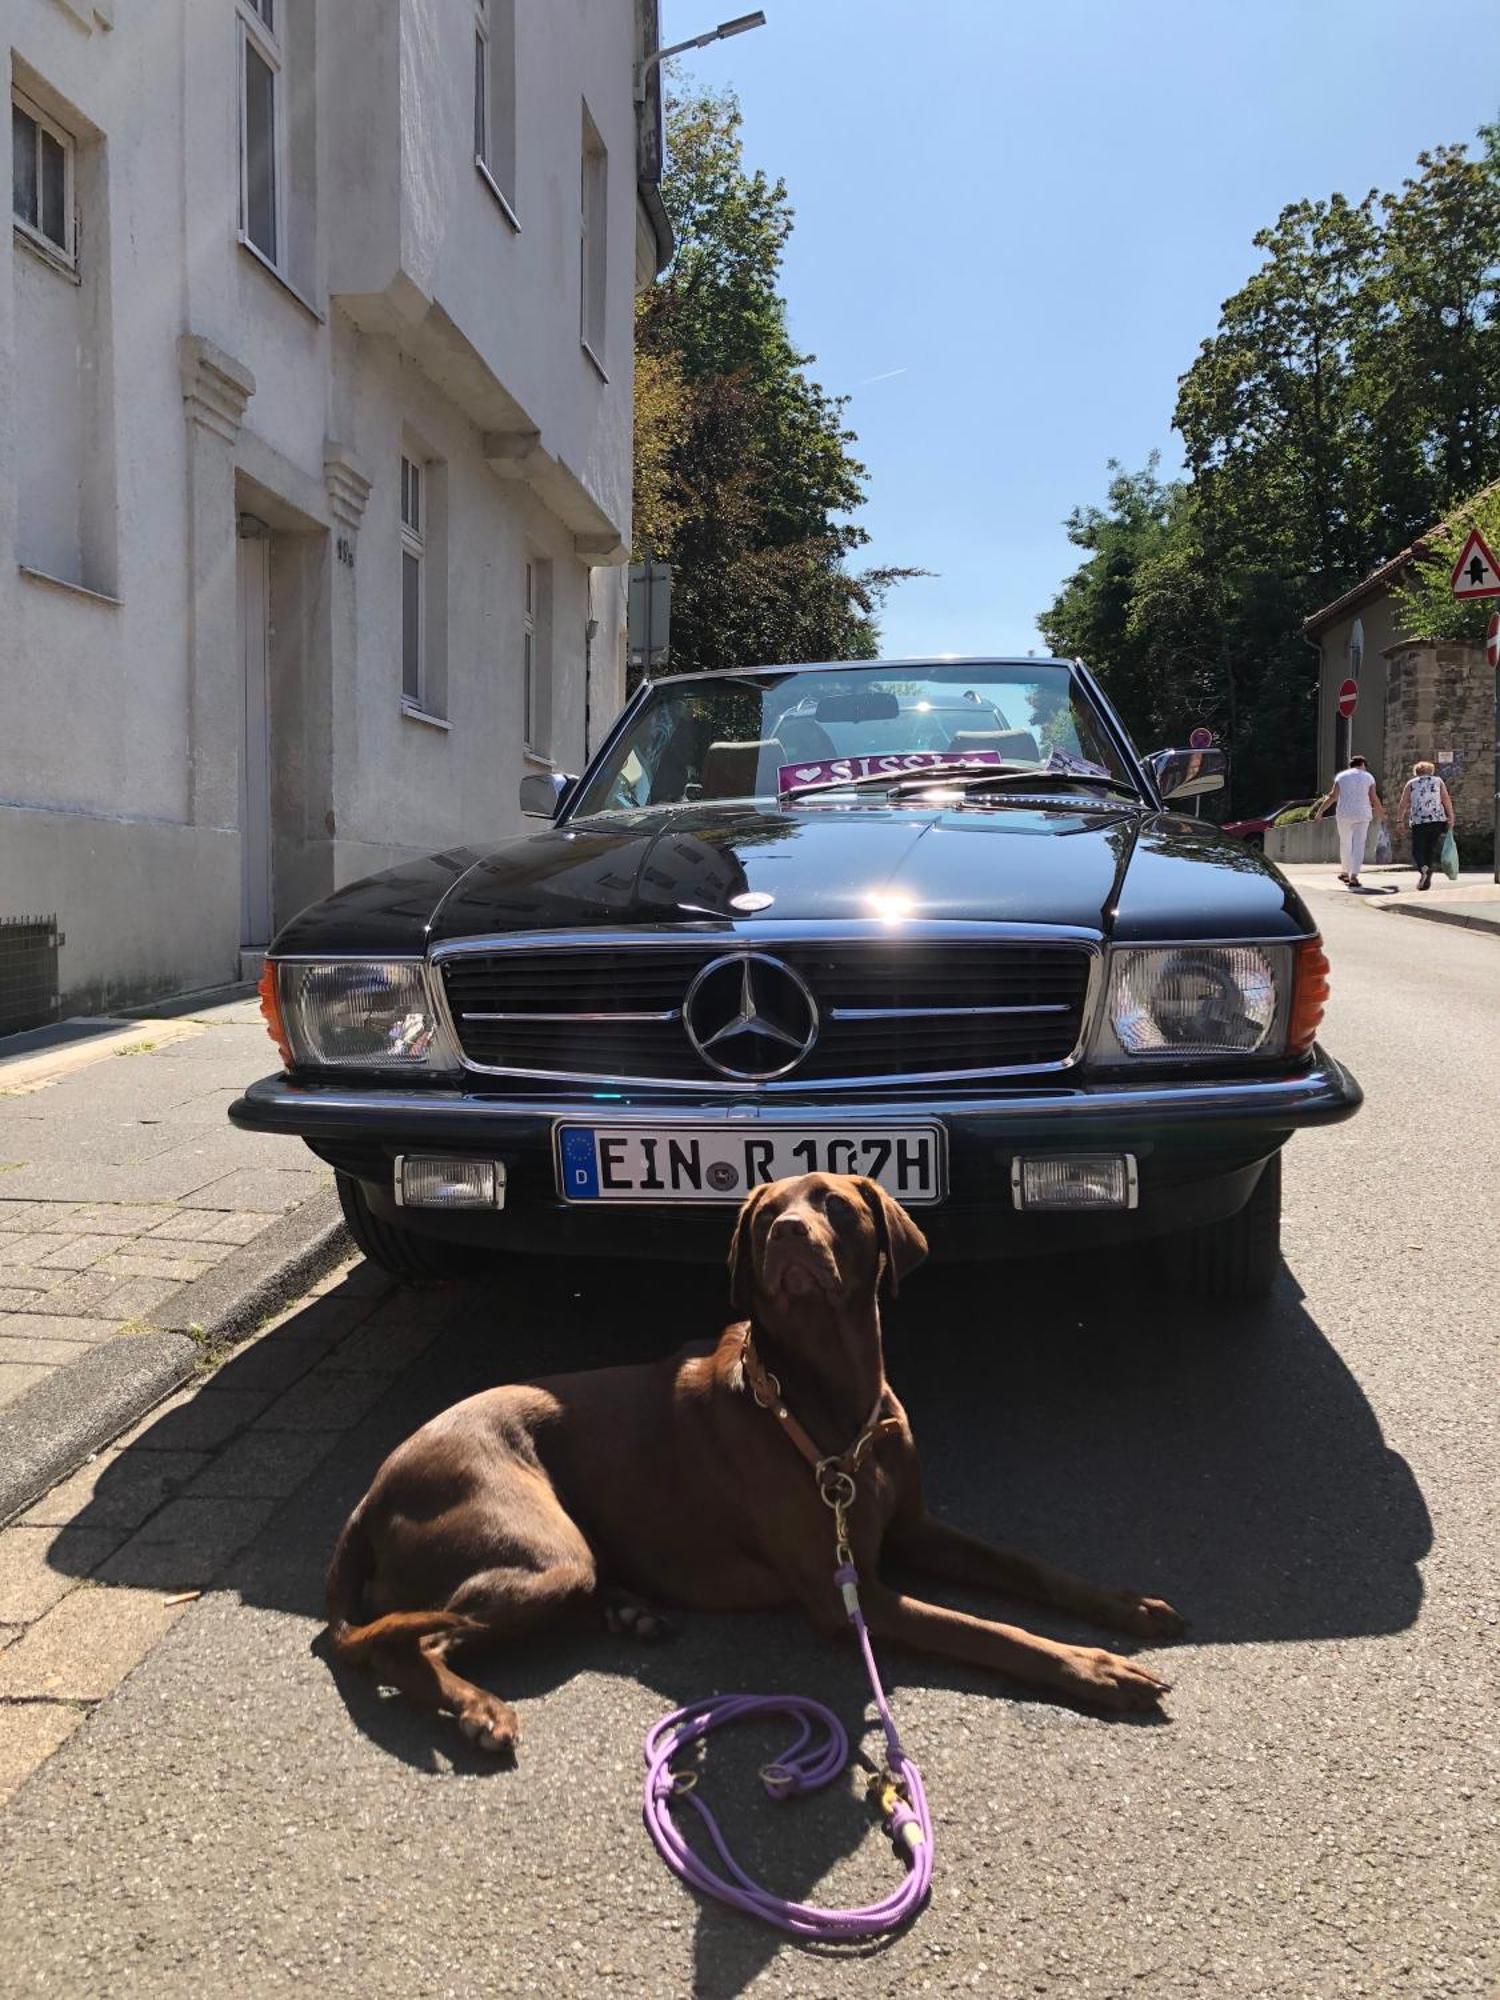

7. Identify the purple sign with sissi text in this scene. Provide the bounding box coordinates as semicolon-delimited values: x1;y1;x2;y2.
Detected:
777;750;1005;792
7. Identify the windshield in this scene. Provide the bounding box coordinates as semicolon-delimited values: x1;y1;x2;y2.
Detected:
571;663;1133;815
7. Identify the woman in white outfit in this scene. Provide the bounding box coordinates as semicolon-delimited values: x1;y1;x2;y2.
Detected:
1395;760;1454;891
1313;755;1384;887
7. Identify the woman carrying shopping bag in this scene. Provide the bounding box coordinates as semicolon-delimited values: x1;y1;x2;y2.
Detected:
1395;760;1455;891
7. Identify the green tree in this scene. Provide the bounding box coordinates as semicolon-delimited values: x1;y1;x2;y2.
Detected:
1174;191;1382;600
634;91;919;672
1042;116;1500;814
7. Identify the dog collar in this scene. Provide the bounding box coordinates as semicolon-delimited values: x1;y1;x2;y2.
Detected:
739;1330;899;1480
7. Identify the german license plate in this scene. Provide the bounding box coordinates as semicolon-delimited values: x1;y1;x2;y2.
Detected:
554;1124;945;1205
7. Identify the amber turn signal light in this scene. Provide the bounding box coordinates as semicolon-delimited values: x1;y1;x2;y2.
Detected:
1288;937;1330;1055
257;961;293;1068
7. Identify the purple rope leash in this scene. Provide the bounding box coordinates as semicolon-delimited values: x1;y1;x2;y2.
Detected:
642;1562;933;1940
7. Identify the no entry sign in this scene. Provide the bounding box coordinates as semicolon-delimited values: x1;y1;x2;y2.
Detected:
1488;612;1500;670
1188;726;1214;750
1337;679;1359;719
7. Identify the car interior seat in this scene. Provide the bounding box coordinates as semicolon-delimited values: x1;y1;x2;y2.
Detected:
698;739;787;800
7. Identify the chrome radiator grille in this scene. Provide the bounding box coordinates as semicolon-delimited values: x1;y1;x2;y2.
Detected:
439;938;1093;1087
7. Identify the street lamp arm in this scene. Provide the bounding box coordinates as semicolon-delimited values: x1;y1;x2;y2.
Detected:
635;12;767;100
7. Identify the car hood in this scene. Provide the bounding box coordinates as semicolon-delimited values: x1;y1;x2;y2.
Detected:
404;802;1310;946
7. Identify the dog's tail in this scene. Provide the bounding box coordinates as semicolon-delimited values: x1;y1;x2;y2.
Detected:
324;1502;486;1666
327;1607;486;1666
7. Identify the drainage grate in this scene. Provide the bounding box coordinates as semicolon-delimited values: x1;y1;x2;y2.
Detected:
0;915;65;1036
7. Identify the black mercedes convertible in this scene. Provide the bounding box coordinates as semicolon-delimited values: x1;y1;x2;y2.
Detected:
230;657;1360;1299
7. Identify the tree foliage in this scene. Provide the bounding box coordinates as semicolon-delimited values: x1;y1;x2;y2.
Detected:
1393;482;1500;642
1042;120;1500;811
634;91;919;672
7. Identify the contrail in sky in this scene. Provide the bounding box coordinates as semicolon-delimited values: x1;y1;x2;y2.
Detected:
856;367;908;387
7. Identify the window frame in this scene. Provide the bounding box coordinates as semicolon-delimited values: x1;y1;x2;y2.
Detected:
400;455;426;712
473;0;519;229
579;106;608;376
474;3;489;168
237;0;287;270
11;89;77;272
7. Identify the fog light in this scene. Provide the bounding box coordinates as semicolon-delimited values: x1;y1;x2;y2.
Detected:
1011;1154;1137;1211
395;1157;506;1210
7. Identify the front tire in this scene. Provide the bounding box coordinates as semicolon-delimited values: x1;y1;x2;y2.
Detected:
335;1172;488;1282
1159;1153;1282;1302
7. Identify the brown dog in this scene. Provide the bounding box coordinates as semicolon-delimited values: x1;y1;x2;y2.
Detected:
325;1175;1184;1753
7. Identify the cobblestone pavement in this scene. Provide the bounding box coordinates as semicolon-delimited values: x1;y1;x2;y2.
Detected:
0;1000;329;1412
0;1255;396;1794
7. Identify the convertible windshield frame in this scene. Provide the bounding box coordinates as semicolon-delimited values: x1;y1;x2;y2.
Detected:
560;658;1155;823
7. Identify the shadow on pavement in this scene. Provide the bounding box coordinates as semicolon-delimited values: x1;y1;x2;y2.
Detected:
42;1244;1431;1983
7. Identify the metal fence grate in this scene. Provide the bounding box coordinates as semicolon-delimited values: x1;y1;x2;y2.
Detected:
0;915;65;1036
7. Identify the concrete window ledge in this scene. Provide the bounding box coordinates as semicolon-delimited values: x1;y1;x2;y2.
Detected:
475;158;521;233
18;565;122;608
236;235;326;325
400;703;451;733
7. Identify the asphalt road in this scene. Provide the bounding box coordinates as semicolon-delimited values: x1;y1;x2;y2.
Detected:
2;880;1496;1998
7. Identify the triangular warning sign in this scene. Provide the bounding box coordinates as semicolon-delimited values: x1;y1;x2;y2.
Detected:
1449;527;1500;599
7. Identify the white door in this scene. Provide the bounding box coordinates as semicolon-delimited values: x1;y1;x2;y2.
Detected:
237;523;273;948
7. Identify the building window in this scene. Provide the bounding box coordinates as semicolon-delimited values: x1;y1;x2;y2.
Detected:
239;0;284;265
12;91;75;267
579;107;607;370
401;455;424;707
474;0;517;219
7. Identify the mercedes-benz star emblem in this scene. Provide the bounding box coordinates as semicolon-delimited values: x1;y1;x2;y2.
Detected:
683;953;819;1081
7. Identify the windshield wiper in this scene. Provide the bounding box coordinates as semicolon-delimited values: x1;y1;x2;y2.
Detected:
947;769;1143;804
779;760;1035;801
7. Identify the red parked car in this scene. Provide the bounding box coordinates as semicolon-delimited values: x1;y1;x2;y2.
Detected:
1222;799;1317;849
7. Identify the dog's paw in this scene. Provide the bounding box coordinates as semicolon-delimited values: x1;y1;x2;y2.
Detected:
1107;1591;1188;1641
455;1691;520;1756
603;1597;674;1644
1055;1645;1172;1714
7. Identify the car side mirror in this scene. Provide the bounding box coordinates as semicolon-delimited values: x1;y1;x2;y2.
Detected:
519;771;578;819
1147;747;1227;801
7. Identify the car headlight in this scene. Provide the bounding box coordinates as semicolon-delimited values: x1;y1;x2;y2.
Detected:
1096;944;1286;1060
272;961;453;1070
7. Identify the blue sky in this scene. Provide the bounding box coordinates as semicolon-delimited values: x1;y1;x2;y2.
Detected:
660;0;1498;657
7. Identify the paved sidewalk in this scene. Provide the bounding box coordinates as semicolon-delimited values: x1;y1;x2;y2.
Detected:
1277;861;1500;934
0;1256;400;1804
0;998;334;1461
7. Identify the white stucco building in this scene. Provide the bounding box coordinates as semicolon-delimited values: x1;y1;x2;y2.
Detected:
1;0;669;1022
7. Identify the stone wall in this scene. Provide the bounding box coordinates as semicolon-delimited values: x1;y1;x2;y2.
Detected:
1383;642;1493;845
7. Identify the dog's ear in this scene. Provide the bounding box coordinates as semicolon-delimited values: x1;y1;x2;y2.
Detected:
859;1180;928;1297
727;1183;770;1316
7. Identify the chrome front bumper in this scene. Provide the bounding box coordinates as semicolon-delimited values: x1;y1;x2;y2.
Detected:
229;1048;1362;1146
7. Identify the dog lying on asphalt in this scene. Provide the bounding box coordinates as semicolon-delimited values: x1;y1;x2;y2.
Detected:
325;1174;1184;1754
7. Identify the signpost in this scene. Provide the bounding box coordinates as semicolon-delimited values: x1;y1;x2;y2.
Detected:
1188;726;1213;751
1451;541;1500;881
1337;679;1359;719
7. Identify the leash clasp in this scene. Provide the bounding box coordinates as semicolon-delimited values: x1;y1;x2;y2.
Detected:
815;1461;858;1566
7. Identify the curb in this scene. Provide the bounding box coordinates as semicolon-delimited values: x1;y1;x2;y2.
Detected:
0;1189;352;1526
1377;900;1500;939
148;1186;351;1346
0;1333;197;1526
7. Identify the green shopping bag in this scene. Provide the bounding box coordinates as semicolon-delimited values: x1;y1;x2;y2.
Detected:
1440;828;1460;881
